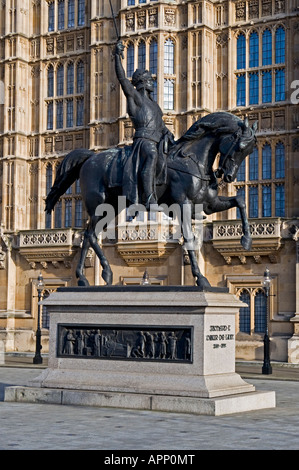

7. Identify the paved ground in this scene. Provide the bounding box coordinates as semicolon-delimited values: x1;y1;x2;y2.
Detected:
1;360;299;451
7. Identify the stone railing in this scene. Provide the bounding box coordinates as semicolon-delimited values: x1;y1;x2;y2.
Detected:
212;218;283;265
19;229;74;248
213;218;281;240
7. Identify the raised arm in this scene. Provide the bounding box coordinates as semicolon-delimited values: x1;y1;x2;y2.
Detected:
115;41;139;101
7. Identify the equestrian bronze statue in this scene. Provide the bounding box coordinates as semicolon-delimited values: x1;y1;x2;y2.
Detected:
45;43;257;289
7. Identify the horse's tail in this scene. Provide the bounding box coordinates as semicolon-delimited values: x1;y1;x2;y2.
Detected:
45;149;94;213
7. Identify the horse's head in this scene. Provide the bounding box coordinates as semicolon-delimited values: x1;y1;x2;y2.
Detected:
216;117;257;183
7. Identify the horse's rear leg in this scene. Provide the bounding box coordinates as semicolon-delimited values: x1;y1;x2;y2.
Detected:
76;230;91;286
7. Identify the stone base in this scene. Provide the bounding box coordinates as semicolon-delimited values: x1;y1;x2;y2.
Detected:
4;286;276;416
4;385;275;417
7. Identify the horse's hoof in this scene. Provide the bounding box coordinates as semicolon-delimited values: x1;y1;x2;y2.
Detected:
196;275;211;289
241;235;252;251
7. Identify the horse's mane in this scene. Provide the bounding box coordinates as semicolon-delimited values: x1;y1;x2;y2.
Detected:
168;112;249;160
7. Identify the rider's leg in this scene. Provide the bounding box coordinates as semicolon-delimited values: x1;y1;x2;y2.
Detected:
140;141;159;209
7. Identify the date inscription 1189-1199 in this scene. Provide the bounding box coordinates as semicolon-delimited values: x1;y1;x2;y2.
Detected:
57;325;192;363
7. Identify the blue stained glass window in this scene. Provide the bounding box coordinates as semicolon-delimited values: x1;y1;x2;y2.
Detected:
262;185;272;217
65;199;72;227
57;65;64;96
236;187;245;219
78;0;85;26
249;32;259;68
68;0;75;28
58;0;65;30
275;184;285;217
237;159;246;182
262;71;272;103
56;101;64;129
55;200;62;228
275;69;285;102
48;66;54;97
239;290;251;334
149;40;158;75
249;147;258;180
275;143;285;179
262;29;272;66
66;99;73;128
77;62;84;93
67;63;74;95
237;74;246;106
138;41;146;70
76;97;84;126
127;44;135;78
47;102;53;130
275;26;285;64
249;186;258;218
237;34;246;70
75;199;83;227
249;73;259;105
262;144;272;179
254;291;267;333
48;2;55;32
164;39;175;75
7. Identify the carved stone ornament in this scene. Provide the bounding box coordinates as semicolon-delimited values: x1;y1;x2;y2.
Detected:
57;325;193;363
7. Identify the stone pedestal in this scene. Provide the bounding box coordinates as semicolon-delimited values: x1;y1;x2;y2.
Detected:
5;286;275;416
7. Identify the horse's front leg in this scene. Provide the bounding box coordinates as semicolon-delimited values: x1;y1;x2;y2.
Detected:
181;201;211;289
76;229;91;286
205;195;252;251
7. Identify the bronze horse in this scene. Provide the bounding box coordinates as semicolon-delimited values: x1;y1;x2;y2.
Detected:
46;112;257;288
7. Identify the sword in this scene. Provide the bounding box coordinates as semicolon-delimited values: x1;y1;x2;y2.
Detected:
109;0;124;58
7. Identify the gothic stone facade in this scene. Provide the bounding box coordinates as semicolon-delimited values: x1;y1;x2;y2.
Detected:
0;0;299;362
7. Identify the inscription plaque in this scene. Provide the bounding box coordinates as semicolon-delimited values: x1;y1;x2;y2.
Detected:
57;324;193;363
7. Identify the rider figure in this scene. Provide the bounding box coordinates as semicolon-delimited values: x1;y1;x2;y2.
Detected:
115;40;175;210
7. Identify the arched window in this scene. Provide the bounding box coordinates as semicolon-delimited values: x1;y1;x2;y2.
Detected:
275;143;285;179
149;39;158;75
236;187;245;219
56;100;64;129
66;99;73;127
275;26;285;64
237;33;246;70
64;199;72;227
68;0;75;28
249;72;259;104
55;200;62;228
76;97;84;126
47;102;53;130
45;165;53;228
48;65;54;97
138;41;146;70
164;39;175;75
236;74;246;106
58;0;65;30
237;159;246;182
76;61;84;93
239;290;251;334
262;144;272;179
67;63;74;95
249;186;258;218
57;64;64;96
249;147;258;180
254;290;267;333
275;184;285;217
262;29;272;66
275;69;285;102
262;71;272;103
48;2;55;32
127;43;135;78
249;32;259;68
78;0;85;26
164;79;174;110
262;185;272;217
